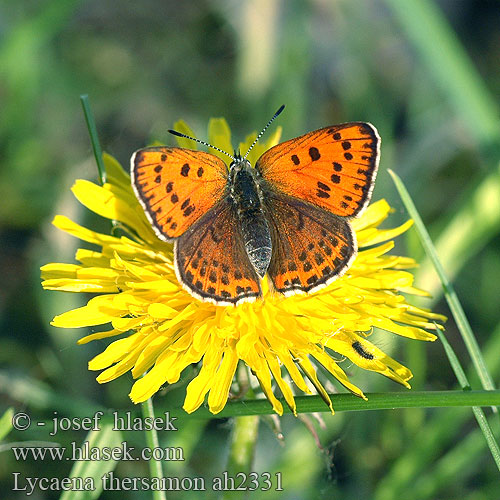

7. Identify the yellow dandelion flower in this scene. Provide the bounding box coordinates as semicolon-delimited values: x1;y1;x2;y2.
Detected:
41;118;445;416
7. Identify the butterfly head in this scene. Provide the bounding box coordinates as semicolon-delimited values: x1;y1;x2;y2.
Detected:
168;105;285;170
229;152;252;173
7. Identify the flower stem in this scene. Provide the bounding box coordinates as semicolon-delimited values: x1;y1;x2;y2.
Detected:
222;416;260;500
141;398;167;500
80;94;106;185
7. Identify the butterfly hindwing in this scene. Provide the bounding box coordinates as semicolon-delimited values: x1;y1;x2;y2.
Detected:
263;191;356;295
131;147;227;240
256;123;379;218
175;198;261;305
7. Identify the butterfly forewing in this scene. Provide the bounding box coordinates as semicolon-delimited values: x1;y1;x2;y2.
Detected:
263;191;356;295
256;123;379;218
131;147;227;240
175;198;261;305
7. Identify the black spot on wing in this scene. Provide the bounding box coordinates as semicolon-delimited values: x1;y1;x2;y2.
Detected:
306;275;319;285
183;205;195;217
181;163;190;176
309;147;321;161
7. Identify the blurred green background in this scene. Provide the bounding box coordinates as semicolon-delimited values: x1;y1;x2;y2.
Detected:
1;0;500;498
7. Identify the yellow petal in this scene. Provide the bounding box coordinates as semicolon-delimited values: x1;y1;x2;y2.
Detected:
77;329;124;345
183;339;224;413
89;333;142;370
352;199;391;231
71;180;152;240
208;118;233;161
207;345;239;414
52;215;118;246
40;263;81;279
51;295;123;328
103;152;131;188
297;357;334;413
172;120;198;149
265;353;297;416
361;220;414;247
42;278;118;293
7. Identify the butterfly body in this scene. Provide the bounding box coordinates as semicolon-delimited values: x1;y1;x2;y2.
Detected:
131;121;380;306
228;155;272;278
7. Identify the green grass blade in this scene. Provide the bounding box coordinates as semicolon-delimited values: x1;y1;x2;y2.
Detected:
437;327;474;390
141;398;167;500
437;329;500;471
80;94;106;185
388;169;497;395
0;407;14;441
59;424;122;500
184;390;500;419
471;407;500;471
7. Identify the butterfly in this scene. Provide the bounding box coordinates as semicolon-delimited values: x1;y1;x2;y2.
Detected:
130;106;380;306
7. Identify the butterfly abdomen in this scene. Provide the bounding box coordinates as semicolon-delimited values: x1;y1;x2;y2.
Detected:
229;160;272;278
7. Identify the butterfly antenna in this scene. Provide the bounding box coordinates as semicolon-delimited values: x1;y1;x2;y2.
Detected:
243;104;285;160
168;129;235;161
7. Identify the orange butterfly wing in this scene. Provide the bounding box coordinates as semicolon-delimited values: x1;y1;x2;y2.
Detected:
131;147;227;240
264;191;355;295
256;123;380;218
175;198;261;305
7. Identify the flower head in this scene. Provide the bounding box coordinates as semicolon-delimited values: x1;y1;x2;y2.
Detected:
41;117;444;415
